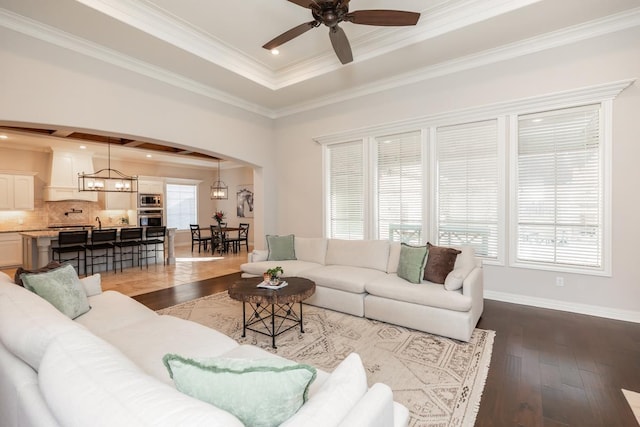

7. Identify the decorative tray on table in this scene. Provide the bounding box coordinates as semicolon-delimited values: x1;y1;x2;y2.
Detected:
257;280;288;290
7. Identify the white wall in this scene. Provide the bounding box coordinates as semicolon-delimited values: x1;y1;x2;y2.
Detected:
273;28;640;319
0;27;276;245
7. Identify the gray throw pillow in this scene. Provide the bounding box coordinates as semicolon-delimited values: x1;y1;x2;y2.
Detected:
266;234;296;261
20;264;91;319
397;243;428;284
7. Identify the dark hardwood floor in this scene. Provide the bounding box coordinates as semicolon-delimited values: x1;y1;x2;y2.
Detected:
134;277;640;426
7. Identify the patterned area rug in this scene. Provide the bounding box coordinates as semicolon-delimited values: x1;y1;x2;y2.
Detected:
623;389;640;425
158;292;494;427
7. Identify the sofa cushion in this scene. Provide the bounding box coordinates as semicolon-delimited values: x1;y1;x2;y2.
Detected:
241;260;322;278
75;291;158;335
281;353;368;427
0;281;83;370
424;243;461;284
302;265;387;294
99;315;239;384
386;242;401;274
267;234;297;261
80;273;103;297
446;246;478;291
20;264;91;320
164;355;316;427
14;261;62;287
295;237;327;265
397;243;428;284
366;275;473;312
325;239;390;272
39;328;244;427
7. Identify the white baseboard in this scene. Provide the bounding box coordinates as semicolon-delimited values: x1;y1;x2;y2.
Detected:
484;290;640;323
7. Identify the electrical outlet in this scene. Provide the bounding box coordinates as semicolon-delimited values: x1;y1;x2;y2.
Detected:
555;277;565;287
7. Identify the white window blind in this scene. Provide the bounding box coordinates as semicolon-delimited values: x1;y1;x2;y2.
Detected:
166;184;197;231
376;132;423;244
328;141;364;239
516;104;602;269
436;120;499;258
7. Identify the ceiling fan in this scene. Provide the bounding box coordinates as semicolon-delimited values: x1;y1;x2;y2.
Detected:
263;0;421;65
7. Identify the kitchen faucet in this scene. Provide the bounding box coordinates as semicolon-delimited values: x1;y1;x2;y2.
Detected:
95;217;102;230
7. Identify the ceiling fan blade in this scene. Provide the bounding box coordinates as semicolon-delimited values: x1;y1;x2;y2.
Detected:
329;26;353;64
287;0;319;9
262;21;318;50
346;10;420;26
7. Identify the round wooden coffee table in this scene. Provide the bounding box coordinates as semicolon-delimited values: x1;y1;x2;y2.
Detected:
229;277;316;348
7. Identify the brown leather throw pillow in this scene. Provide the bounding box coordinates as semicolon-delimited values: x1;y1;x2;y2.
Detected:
14;261;63;287
423;243;461;284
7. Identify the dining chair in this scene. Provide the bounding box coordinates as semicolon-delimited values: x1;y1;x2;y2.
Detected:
189;224;211;253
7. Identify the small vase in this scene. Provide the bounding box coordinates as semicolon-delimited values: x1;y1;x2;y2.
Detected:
263;273;270;282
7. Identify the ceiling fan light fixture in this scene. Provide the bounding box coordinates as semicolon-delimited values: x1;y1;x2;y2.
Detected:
271;48;280;55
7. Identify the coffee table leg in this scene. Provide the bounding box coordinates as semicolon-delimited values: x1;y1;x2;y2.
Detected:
271;303;277;349
300;302;305;333
241;301;246;338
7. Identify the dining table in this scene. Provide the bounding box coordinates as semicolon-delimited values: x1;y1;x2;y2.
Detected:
200;226;241;254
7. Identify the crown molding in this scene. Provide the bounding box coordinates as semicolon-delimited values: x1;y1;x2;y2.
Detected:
313;78;635;144
0;8;274;118
278;7;640;118
1;5;638;120
75;0;279;89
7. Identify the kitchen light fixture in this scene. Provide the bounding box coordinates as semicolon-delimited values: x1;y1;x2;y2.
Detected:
210;159;228;200
78;138;138;193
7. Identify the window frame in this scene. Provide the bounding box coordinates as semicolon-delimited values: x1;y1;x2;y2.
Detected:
508;101;612;276
165;181;199;231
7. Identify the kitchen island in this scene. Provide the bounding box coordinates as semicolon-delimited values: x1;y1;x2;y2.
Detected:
20;227;176;270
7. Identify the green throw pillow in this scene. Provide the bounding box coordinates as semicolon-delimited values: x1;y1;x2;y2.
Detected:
163;355;316;427
397;243;428;284
266;234;296;261
20;264;91;319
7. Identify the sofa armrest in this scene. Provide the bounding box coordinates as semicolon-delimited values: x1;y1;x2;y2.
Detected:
248;250;268;263
337;383;398;427
462;266;484;321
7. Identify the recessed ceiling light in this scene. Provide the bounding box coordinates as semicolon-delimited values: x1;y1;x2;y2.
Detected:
146;154;152;158
0;135;8;139
79;145;86;149
271;48;280;55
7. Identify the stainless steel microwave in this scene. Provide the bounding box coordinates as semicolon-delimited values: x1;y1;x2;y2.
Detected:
138;193;162;208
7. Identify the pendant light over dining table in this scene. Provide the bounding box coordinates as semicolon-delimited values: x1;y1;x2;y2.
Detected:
210;159;228;200
78;138;138;193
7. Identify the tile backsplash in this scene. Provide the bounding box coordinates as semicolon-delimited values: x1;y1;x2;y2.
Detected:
0;200;132;232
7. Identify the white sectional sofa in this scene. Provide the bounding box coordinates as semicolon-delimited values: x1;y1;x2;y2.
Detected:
0;270;409;427
241;238;483;342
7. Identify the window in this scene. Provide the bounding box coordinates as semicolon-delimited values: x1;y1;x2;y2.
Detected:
166;184;197;230
327;141;364;239
514;104;604;271
376;131;423;244
435;120;500;259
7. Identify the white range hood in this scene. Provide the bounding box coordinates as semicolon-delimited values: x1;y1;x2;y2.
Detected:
44;149;98;202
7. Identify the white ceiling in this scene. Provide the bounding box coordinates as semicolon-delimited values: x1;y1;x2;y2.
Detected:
1;0;639;119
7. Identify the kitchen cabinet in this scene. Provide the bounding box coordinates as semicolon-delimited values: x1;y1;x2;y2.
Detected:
0;173;35;210
0;232;23;267
138;179;164;194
